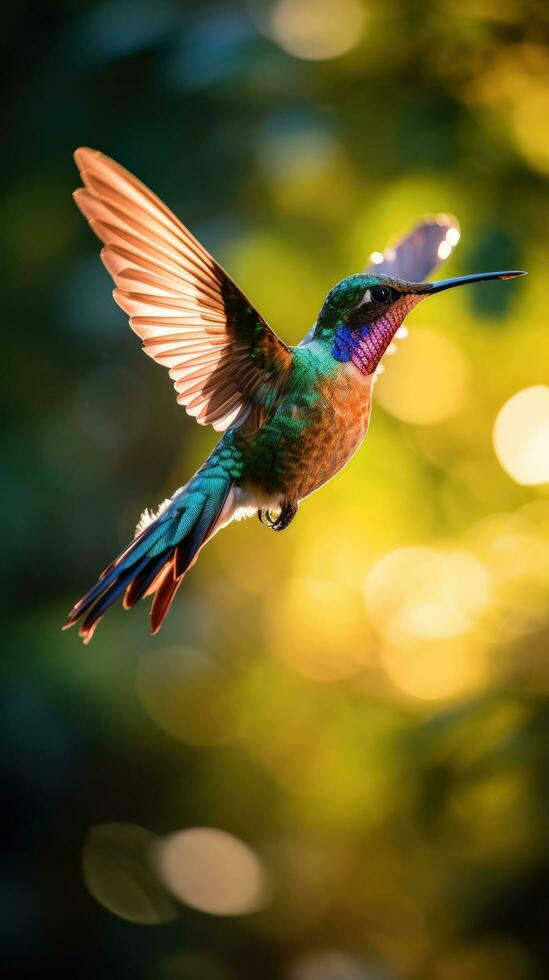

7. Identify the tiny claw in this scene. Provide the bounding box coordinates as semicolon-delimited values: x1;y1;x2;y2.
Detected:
258;508;278;528
258;501;298;531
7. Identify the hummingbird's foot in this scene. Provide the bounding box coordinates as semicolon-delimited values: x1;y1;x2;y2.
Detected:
272;500;298;531
258;501;298;532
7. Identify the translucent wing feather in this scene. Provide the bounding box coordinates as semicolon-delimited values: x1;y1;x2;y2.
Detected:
364;213;460;281
73;148;292;431
299;213;460;347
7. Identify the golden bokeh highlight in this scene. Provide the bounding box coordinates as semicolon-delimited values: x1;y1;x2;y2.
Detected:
493;385;549;486
154;828;269;916
445;226;461;247
379;634;488;701
369;250;385;265
82;823;177;925
467;511;549;644
258;0;365;61
374;329;470;424
268;576;374;681
364;545;491;644
364;545;492;700
136;646;246;746
437;239;452;260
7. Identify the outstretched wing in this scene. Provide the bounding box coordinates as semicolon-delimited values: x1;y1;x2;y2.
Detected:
299;213;460;347
73;148;292;432
364;213;460;281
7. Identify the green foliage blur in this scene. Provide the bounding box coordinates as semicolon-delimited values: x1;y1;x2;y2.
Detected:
3;1;549;977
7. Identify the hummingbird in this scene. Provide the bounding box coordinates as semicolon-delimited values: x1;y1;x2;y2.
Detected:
64;148;525;642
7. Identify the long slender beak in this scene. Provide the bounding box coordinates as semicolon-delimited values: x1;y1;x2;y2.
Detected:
425;270;527;294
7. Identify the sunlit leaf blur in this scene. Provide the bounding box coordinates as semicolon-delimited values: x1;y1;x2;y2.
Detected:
3;1;549;977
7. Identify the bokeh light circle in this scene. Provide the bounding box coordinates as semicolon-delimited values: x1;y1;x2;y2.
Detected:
374;329;469;424
269;576;374;681
154;828;269;916
364;545;491;645
379;634;487;701
258;0;365;61
493;385;549;485
467;510;549;644
82;822;177;925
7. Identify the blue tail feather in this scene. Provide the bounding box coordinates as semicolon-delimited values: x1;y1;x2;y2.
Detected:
64;469;233;643
123;553;168;609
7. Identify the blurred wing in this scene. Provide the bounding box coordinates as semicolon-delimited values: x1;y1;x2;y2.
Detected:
299;214;460;347
73;147;292;431
364;213;460;280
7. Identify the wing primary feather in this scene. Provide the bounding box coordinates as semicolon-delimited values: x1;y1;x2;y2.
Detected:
73;147;292;432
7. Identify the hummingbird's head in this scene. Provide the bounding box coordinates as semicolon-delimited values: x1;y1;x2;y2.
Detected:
315;269;526;376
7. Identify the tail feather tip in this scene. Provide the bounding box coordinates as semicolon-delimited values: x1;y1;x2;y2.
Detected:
62;474;233;642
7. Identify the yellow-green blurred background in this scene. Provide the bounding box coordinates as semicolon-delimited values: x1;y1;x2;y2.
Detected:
3;1;549;977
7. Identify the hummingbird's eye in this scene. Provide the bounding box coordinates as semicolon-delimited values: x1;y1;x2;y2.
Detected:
369;286;392;304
